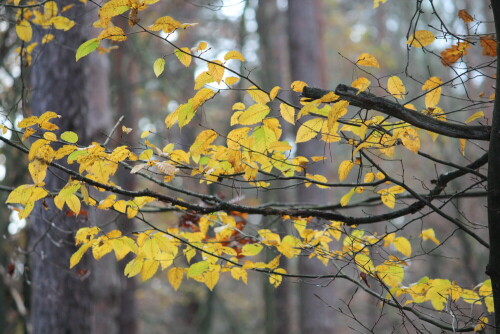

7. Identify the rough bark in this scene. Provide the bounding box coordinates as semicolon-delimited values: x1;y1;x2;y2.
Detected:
288;1;335;333
487;1;500;332
257;1;294;333
28;1;112;333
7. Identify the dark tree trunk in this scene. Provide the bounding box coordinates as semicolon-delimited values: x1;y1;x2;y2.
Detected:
28;1;111;333
288;1;335;333
488;1;500;332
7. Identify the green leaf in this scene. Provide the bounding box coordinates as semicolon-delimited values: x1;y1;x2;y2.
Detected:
60;131;78;143
153;58;165;77
187;260;209;278
76;38;100;61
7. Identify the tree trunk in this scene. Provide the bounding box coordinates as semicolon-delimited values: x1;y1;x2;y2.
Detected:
28;1;112;333
288;1;335;333
487;1;500;332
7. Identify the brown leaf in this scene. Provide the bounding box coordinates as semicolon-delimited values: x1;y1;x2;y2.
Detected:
480;36;497;57
458;9;473;23
441;42;470;66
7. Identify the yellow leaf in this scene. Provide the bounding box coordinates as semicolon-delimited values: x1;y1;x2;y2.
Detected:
474;317;488;332
208;60;224;83
167;267;185;290
247;86;270;104
238;104;270;125
175;47;192;67
16;19;32;42
327;101;349;130
241;243;263;256
280;103;295;125
387;76;406;99
422;76;442;90
70;243;92;268
355;253;375;274
190;130;217;157
139;149;153;161
152;58;165;77
356;53;380;68
466;111;485;123
364;172;375;183
224;76;239;85
373;0;387;8
376;262;404;287
338;160;354;181
392;237;412;257
419;228;440;245
340;187;356;207
406;30;435;48
269;268;286;287
460;289;480;304
193;41;207;51
296;118;323;143
204;265;220;290
269;86;281;100
398;127;420;153
187;260;209;278
42;34;55;43
224;50;245;62
230;267;248;284
291;81;307;93
380;192;395;208
49;16;75;31
124;257;144;278
277;235;301;259
351;77;371;93
149;16;181;33
459;138;466;156
141;259;159;281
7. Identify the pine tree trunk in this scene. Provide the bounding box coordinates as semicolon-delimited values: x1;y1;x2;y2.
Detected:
288;1;335;333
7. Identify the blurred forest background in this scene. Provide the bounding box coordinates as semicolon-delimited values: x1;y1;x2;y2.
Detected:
0;0;494;333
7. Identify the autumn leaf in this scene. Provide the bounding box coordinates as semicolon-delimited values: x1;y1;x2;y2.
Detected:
296;118;323;143
175;48;192;67
338;160;354;181
356;53;380;68
16;19;33;42
387;76;406;99
465;111;485;123
97;26;127;41
458;9;474;23
224;50;245;62
480;36;497;57
351;77;371;93
291;81;307;93
238;104;270;125
441;42;470;66
406;30;435;48
149;16;181;33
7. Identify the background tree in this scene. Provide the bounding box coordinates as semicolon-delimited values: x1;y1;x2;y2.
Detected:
1;0;499;333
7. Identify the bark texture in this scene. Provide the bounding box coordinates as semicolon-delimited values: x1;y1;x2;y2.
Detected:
288;1;335;333
488;1;500;332
28;1;112;333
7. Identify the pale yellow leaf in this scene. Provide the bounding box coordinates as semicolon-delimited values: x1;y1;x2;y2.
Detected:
388;76;406;99
407;30;435;48
280;103;295;125
356;53;380;68
296;118;323;143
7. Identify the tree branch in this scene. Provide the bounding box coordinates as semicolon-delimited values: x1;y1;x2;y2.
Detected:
302;85;491;141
